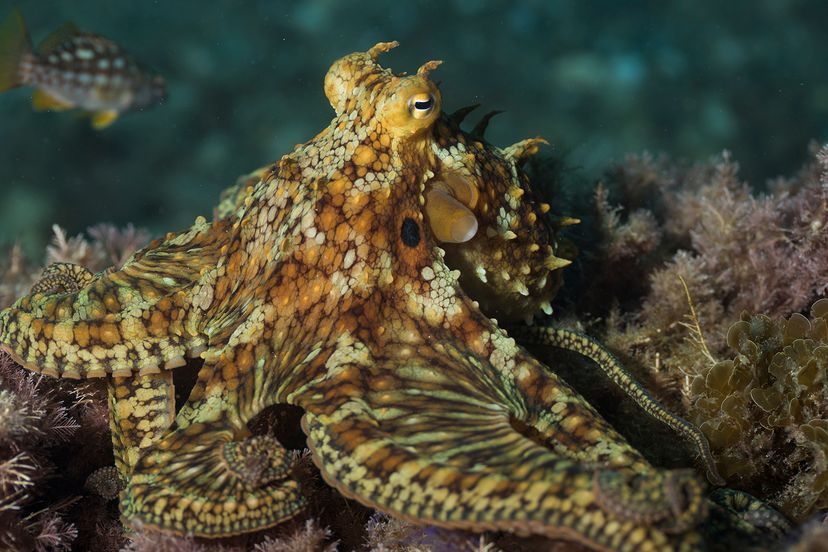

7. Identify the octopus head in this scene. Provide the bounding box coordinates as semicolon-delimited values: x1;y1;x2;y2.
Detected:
324;41;442;140
323;42;573;323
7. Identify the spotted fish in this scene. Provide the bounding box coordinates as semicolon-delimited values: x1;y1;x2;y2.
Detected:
0;7;165;129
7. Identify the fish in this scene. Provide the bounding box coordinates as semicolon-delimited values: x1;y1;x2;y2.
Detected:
0;7;166;129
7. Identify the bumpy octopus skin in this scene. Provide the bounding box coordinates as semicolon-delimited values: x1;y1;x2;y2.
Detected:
217;103;574;324
0;42;751;551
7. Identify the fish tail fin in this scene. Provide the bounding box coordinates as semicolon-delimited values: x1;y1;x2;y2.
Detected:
0;7;32;92
91;110;119;129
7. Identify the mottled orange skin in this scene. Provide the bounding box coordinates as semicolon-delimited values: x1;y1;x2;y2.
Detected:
218;105;572;324
0;42;713;550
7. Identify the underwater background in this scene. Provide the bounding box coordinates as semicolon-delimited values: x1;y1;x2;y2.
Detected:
1;0;827;254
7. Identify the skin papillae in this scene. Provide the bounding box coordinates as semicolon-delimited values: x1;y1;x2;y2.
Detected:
0;42;784;551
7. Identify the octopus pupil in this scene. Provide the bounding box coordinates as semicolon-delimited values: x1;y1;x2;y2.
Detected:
414;98;433;110
401;217;420;247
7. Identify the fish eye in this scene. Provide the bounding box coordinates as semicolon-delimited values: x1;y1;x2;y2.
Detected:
408;93;435;119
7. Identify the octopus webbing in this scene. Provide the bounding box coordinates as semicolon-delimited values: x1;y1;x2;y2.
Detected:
0;42;781;551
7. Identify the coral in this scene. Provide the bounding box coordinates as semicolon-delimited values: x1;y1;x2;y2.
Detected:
0;224;148;551
584;145;828;321
0;354;89;551
44;223;150;273
577;146;828;405
556;144;828;523
30;513;79;552
595;182;662;264
364;513;504;552
253;519;338;552
690;300;828;522
555;154;672;317
121;517;339;552
0;244;34;310
122;531;220;552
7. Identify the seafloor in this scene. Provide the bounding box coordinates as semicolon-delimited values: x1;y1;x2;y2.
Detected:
2;146;828;550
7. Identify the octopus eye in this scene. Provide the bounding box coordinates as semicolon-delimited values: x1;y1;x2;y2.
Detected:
408;93;435;119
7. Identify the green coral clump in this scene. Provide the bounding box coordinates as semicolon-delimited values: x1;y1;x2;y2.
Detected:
690;299;828;522
544;143;828;525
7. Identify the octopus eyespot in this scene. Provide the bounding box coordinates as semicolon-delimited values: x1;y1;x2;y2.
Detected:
408;93;435;119
400;217;421;247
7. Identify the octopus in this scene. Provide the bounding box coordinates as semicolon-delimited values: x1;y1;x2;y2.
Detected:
0;42;786;551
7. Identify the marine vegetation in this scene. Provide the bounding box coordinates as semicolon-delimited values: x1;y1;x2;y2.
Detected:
562;144;828;534
0;7;166;129
690;301;828;523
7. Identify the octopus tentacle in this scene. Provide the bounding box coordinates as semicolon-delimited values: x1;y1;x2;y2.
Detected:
507;358;651;471
122;421;305;536
108;372;176;478
594;469;708;535
708;488;792;539
303;384;703;551
516;325;724;486
299;328;707;551
122;355;306;536
0;218;231;379
30;262;96;294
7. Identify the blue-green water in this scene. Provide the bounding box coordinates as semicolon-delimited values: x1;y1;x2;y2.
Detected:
2;0;827;253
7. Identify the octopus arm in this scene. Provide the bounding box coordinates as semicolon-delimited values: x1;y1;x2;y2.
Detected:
299;337;708;551
0;218;230;378
515;325;724;486
108;371;176;478
121;345;307;536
